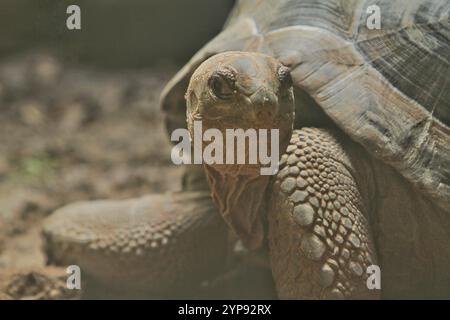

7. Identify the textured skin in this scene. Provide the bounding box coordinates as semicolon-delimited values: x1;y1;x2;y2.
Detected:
268;127;450;298
269;128;378;299
43;191;228;295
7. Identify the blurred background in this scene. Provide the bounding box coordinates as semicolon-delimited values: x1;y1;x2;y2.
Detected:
0;0;246;299
0;0;234;66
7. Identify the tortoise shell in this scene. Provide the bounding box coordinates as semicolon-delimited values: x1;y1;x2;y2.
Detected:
160;0;450;211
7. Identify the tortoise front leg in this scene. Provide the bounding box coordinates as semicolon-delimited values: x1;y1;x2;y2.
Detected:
43;190;228;297
268;128;379;299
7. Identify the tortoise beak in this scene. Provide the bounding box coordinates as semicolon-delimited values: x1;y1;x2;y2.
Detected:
247;88;279;123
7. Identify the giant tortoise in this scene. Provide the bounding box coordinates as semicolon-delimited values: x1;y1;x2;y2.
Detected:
44;0;450;299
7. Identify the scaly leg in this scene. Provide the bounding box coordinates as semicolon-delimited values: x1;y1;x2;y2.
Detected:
43;169;228;296
268;128;379;299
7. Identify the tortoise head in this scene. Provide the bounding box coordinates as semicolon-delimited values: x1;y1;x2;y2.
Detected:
185;51;295;249
185;51;295;174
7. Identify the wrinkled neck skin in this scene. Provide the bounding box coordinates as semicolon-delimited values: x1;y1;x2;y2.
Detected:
204;164;272;250
201;118;293;250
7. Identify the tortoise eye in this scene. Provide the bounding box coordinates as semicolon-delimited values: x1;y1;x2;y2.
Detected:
278;66;292;89
209;69;235;100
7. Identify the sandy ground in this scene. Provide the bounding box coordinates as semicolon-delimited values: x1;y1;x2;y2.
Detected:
0;51;276;299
